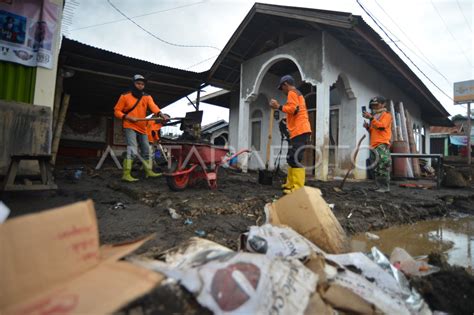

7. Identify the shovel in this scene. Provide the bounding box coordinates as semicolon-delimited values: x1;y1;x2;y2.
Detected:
258;108;275;185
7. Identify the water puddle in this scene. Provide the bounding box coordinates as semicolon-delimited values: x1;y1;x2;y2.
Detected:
351;214;474;268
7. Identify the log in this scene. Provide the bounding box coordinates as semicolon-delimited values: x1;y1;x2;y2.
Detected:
389;100;398;141
398;102;414;178
404;109;422;177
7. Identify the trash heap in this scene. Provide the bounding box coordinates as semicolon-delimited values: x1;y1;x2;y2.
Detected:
0;187;442;315
131;187;436;315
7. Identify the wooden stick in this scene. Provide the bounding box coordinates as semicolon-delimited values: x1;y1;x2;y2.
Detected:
265;108;275;169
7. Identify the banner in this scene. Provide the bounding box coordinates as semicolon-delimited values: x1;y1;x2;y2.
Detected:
450;135;474;146
0;0;60;69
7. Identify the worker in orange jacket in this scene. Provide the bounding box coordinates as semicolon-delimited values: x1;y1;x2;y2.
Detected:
114;74;168;182
363;96;392;192
270;75;312;194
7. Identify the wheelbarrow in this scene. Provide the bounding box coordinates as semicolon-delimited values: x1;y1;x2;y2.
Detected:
162;142;249;191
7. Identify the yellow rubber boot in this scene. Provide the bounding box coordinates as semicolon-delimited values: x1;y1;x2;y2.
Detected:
122;159;138;182
143;160;162;178
283;167;297;194
292;167;306;191
281;167;293;190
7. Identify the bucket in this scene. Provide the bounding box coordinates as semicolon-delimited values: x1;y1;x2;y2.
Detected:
258;169;273;185
391;141;409;178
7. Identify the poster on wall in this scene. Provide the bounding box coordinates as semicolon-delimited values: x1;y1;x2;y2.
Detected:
0;0;60;69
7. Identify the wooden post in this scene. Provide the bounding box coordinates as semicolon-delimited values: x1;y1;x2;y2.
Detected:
51;94;70;165
196;88;200;111
468;102;471;165
52;74;63;131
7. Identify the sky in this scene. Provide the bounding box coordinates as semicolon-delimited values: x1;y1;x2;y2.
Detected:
63;0;474;127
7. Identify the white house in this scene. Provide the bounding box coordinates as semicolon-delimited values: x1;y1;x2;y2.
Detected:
203;3;450;180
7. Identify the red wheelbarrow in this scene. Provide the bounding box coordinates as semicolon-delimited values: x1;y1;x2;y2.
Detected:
162;142;249;191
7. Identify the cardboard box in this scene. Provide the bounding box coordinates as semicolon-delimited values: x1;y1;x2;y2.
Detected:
0;200;163;315
268;186;349;254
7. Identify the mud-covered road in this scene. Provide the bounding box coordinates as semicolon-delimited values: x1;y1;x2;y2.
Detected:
3;159;474;314
4;159;474;255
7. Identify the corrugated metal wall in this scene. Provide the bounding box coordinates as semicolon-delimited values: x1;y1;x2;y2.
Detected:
0;61;36;103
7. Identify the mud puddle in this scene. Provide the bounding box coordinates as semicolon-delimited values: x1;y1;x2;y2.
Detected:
351;214;474;268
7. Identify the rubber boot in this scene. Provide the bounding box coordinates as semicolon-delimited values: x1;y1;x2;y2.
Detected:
370;176;381;191
281;167;293;190
143;160;161;178
292;167;306;191
122;159;138;182
283;168;305;194
375;177;390;193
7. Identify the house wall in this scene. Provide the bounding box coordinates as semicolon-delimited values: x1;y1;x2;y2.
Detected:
228;31;433;179
0;0;64;175
323;33;430;178
33;0;64;109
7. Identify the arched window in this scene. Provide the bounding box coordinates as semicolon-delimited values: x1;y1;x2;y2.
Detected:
251;109;263;151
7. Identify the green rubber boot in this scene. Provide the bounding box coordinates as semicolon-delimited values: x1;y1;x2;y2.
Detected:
122;159;138;182
143;160;162;178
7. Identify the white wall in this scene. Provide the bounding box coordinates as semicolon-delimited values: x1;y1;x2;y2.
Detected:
323;33;430;178
33;0;64;109
230;30;433;178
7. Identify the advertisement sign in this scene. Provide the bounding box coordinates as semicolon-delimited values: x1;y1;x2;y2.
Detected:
454;80;474;104
0;0;60;69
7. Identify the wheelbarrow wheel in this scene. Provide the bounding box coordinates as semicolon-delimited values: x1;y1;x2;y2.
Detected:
166;161;189;191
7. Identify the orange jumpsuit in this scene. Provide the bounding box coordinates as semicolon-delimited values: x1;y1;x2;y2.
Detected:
368;111;392;148
147;120;163;143
281;90;312;139
114;92;160;134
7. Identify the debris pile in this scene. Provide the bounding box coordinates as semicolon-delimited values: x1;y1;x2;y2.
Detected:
130;187;437;315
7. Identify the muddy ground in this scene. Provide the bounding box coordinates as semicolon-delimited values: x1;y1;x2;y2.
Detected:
2;158;474;314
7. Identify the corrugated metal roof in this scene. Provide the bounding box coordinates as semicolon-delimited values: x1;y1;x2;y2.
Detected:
60;37;208;113
208;3;450;122
201;119;228;134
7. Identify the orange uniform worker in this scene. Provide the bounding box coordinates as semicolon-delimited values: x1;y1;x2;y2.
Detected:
114;74;167;182
363;96;392;192
270;75;312;194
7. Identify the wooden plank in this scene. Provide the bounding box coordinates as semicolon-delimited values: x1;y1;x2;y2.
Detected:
405;109;422;177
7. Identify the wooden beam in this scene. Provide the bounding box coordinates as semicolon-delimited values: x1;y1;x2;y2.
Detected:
64;66;200;90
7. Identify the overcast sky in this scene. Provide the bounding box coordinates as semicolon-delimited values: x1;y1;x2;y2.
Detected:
64;0;473;125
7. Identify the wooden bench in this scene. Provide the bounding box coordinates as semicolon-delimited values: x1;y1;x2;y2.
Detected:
390;153;443;189
2;154;58;191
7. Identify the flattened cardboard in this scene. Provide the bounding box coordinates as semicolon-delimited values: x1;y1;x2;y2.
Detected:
269;187;349;254
0;200;163;315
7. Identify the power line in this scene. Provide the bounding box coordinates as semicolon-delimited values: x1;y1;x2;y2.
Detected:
456;0;473;32
373;0;451;84
106;0;221;51
356;0;454;101
430;0;473;68
186;54;219;70
70;1;205;32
